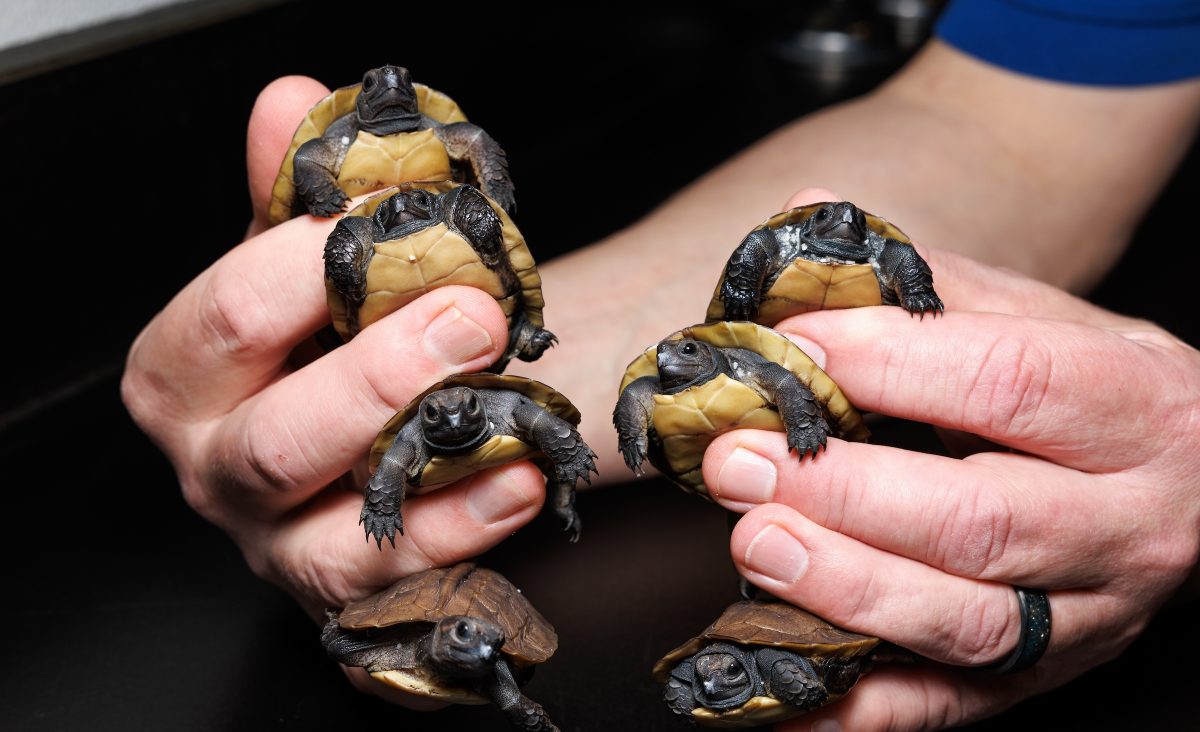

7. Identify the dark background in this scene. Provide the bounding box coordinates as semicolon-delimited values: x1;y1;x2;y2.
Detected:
2;1;1197;730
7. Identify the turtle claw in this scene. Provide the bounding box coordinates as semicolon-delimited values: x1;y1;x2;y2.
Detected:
903;292;944;319
310;190;349;219
619;440;648;475
721;285;758;321
787;421;830;461
360;508;402;550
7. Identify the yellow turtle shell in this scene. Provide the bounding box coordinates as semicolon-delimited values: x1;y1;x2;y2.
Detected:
619;322;868;499
268;81;468;226
325;181;545;343
705;203;915;325
370;374;580;490
652;600;880;729
337;562;557;704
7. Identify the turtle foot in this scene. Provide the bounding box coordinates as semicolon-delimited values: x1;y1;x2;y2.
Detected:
359;507;402;550
720;285;759;321
517;327;557;362
307;189;349;218
903;292;945;319
787;420;830;461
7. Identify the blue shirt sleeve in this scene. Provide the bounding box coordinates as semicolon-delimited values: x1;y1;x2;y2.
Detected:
936;0;1200;86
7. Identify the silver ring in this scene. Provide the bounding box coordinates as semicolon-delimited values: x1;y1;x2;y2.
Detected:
990;587;1051;674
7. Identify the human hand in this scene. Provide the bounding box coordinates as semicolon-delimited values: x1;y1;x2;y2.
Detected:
121;76;548;703
704;188;1200;730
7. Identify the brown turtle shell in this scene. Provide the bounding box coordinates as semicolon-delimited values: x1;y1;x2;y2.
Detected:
653;601;880;729
619;322;868;498
338;562;557;702
705;203;915;325
370;373;580;488
268;81;468;226
325;181;544;342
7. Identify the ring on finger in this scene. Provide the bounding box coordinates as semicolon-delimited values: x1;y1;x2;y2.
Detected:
988;586;1051;674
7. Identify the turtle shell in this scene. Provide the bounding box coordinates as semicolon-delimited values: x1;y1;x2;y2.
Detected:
370;373;580;488
337;562;557;703
652;601;880;728
326;181;544;342
619;322;868;498
705;203;914;325
267;81;468;226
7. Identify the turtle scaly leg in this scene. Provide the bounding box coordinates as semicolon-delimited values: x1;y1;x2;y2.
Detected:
361;421;427;549
613;375;661;475
741;358;830;459
720;227;779;321
514;401;597;543
505;310;557;365
875;238;943;318
293;115;357;217
480;657;560;732
664;658;699;719
324;215;378;338
435;122;515;214
754;648;829;711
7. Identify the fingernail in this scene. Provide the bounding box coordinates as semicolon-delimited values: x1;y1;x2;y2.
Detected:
423;306;494;365
744;524;809;583
782;333;827;369
466;471;536;524
715;447;777;509
812;720;842;732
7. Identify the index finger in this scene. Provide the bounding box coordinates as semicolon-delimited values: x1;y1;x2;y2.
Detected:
779;307;1164;471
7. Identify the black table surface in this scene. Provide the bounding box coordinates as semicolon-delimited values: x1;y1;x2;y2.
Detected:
2;2;1198;730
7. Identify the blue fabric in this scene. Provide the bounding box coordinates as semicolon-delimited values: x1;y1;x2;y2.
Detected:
936;0;1200;86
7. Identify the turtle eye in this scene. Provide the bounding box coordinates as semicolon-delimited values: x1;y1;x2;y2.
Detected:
680;342;697;356
363;74;376;92
725;660;739;676
815;206;829;222
467;393;479;412
455;620;471;640
425;404;439;421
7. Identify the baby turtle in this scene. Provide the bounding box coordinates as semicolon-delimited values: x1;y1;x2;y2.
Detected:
613;322;868;498
323;562;560;731
268;64;513;225
653;600;881;728
707;201;943;325
324;181;554;370
363;374;596;547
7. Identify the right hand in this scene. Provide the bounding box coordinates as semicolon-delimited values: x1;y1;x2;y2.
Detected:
120;76;549;700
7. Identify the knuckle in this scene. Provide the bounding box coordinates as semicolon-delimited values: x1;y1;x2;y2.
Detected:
931;485;1014;579
199;269;278;359
265;531;358;607
238;424;311;495
965;335;1053;438
950;586;1018;665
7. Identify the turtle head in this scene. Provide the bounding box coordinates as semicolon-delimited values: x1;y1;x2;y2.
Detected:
376;189;441;231
657;338;723;394
427;615;505;677
803;202;867;244
692;645;757;710
356;65;420;133
420;387;490;452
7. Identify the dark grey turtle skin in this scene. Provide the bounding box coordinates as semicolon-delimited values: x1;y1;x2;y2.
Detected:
664;642;834;718
294;65;514;217
363;383;596;547
614;338;830;475
721;201;943;320
324;184;555;367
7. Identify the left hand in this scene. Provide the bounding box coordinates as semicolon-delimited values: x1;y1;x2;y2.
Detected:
703;189;1200;730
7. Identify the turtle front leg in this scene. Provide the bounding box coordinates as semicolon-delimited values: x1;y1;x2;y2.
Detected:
875;238;943;317
745;361;830;459
361;422;427;549
613;375;661;475
664;658;699;719
434;122;515;214
324;215;379;337
754;648;829;711
720;227;779;321
293;115;357;217
514;402;597;542
479;657;559;732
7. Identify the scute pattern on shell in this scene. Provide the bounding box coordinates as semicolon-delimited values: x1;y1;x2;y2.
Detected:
337;563;557;664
